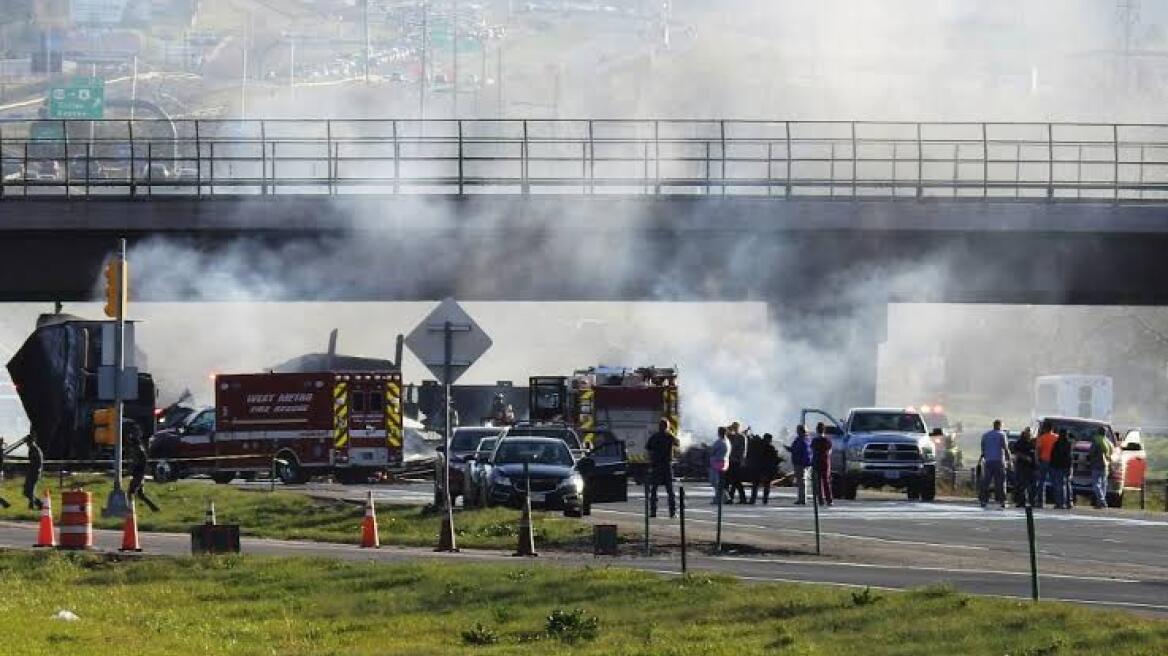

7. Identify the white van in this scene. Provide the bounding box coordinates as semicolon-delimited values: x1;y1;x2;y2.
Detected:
1033;375;1113;423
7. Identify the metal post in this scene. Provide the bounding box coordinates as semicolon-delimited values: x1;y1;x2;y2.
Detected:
811;469;821;555
103;238;129;518
1113;123;1120;201
785;120;792;198
1139;479;1146;510
916;122;923;198
588;119;595;194
1025;505;1040;601
419;2;427;120
679;486;687;574
767;141;773;196
326;119;334;195
438;319;457;551
643;464;651;556
850;120;857;197
719;119;726;196
1047;123;1054;200
194;121;202;197
457;120;464;195
654;120;660;195
521;119;529;194
128;120;136;197
981;122;988;198
392;119;400;194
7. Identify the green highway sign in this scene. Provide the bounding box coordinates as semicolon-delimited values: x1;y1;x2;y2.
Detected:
48;77;105;120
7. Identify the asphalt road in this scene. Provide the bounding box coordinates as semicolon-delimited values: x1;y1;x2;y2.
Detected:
253;480;1168;614
0;515;1164;617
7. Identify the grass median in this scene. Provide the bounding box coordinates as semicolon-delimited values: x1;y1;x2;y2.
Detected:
0;475;591;550
3;550;1167;655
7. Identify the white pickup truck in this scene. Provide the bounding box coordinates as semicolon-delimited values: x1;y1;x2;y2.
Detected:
802;407;937;501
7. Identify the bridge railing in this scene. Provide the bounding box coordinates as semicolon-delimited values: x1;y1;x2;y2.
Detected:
2;119;1168;200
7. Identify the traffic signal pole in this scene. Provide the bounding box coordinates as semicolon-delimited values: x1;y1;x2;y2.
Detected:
103;238;129;518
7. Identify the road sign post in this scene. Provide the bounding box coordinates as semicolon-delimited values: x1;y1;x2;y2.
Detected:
102;238;129;519
406;299;493;554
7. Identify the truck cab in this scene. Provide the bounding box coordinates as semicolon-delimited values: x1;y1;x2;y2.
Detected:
802;407;936;501
1036;416;1146;507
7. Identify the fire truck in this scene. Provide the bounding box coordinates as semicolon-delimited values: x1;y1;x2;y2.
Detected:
152;371;404;484
529;366;679;478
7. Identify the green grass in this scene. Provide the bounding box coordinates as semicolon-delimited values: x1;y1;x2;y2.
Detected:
0;551;1165;655
0;475;590;550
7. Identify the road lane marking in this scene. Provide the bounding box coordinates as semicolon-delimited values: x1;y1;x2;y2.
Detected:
710;555;1143;584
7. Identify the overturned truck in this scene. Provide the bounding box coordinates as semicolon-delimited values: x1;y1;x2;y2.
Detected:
6;314;157;462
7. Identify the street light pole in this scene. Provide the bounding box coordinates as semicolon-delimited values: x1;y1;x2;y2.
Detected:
364;0;371;84
419;1;428;120
452;0;459;118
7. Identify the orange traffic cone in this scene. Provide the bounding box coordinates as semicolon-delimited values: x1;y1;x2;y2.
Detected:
34;489;55;548
119;498;141;552
360;490;379;548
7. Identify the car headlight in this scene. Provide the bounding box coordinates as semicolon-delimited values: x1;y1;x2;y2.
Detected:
846;444;864;460
918;438;935;460
560;474;584;492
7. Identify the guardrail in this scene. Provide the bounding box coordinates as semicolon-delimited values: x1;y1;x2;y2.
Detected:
4;119;1168;200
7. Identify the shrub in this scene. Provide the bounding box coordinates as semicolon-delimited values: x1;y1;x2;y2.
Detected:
851;586;882;607
460;623;499;646
545;608;600;644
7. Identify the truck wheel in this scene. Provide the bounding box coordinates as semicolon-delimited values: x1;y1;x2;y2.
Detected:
153;460;176;483
842;477;859;500
907;482;921;501
830;474;842;499
276;454;308;485
920;477;937;502
211;472;235;485
1106;491;1123;508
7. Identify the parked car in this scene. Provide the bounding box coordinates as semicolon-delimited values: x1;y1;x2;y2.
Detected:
463;435;500;507
435;426;505;506
503;422;584;458
484;437;584;514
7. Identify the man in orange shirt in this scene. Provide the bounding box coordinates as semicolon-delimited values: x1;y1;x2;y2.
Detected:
1033;421;1059;508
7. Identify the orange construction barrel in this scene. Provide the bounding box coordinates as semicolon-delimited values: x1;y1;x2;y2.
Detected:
58;490;93;550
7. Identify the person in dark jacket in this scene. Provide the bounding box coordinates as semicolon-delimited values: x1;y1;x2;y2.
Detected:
644;419;679;518
1012;427;1036;507
785;425;812;505
749;433;780;504
810;423;833;506
24;435;43;510
725;422;748;504
1050;428;1074;509
126;424;160;512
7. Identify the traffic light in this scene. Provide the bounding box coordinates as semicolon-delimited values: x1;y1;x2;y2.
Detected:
103;260;127;319
93;408;116;446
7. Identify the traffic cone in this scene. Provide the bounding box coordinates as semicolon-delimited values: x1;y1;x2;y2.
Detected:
514;491;537;557
360;491;380;549
34;489;55;548
119;498;141;553
204;500;216;525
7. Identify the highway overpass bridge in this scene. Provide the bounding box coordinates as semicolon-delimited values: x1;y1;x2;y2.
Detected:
4;118;1168;407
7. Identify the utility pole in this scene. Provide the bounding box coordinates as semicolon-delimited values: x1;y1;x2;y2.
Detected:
1117;0;1141;94
241;14;249;118
289;36;296;98
496;42;503;118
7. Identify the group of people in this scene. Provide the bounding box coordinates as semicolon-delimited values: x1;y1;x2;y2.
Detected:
979;419;1115;510
704;423;782;506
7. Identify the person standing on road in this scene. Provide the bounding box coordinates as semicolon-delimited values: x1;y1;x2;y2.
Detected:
1033;421;1058;508
1050;428;1074;509
23;435;43;511
726;422;749;504
750;433;780;505
1088;427;1114;509
645;419;679;518
979;420;1010;509
811;423;833;507
744;431;764;504
708;427;730;505
785;425;812;505
126;423;160;513
1012;427;1036;507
